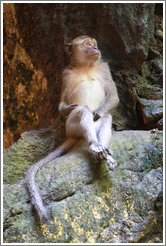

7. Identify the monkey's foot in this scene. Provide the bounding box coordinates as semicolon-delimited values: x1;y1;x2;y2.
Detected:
98;148;117;170
89;143;117;170
89;143;106;157
105;153;117;170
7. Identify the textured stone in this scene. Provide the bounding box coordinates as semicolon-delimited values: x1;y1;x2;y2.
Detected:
138;98;163;129
3;129;163;243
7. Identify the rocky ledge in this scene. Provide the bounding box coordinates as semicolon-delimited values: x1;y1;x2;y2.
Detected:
3;129;163;243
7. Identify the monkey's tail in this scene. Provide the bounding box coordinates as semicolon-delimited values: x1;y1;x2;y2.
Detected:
25;138;77;222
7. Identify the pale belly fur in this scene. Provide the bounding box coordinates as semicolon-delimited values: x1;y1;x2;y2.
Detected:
68;78;105;111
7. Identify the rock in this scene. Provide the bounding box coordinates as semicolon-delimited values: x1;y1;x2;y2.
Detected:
146;59;163;84
148;47;161;60
156;118;163;129
3;120;66;184
155;29;163;40
158;75;163;87
136;83;163;100
3;3;158;149
138;98;163;129
155;3;163;16
3;129;163;243
149;59;163;73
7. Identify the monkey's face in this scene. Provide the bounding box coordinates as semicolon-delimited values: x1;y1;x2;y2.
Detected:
71;38;101;64
82;38;100;59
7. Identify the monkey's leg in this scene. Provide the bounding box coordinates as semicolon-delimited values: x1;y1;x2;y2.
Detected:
66;107;112;163
66;106;99;146
96;115;112;147
89;115;111;155
93;114;117;170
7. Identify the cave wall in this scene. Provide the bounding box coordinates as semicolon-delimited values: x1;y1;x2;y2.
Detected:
3;3;163;150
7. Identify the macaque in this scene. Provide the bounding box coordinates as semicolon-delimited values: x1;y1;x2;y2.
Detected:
26;35;119;222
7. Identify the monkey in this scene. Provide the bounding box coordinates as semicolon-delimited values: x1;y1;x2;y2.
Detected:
26;35;119;223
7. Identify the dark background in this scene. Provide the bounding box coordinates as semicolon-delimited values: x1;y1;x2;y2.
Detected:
3;3;163;150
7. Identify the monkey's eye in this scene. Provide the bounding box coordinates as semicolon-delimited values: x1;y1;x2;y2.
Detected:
85;41;91;46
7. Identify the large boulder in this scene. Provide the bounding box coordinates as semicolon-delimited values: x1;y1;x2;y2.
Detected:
3;129;163;243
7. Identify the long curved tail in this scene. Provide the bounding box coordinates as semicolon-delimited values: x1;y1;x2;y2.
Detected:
25;138;77;222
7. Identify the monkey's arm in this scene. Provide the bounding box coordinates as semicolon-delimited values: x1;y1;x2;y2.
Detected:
93;91;118;119
59;100;78;117
59;89;78;117
59;70;78;117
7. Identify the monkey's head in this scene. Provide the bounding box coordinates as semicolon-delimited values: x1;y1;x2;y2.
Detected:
65;36;101;66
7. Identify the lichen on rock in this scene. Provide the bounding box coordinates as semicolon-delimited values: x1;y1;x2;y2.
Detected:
3;130;163;243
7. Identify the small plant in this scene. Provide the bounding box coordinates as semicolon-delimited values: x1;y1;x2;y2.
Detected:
139;129;163;173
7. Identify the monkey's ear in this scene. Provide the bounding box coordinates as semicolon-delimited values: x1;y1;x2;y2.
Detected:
65;43;73;55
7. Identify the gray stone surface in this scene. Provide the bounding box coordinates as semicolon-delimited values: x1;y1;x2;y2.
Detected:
3;129;163;243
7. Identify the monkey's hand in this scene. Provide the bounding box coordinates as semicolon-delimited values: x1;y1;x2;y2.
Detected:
93;111;101;121
61;104;78;116
89;143;117;170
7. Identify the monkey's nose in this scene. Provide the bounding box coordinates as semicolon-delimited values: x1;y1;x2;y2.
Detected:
92;46;97;50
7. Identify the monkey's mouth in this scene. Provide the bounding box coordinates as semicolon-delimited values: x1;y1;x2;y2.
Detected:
89;52;100;57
